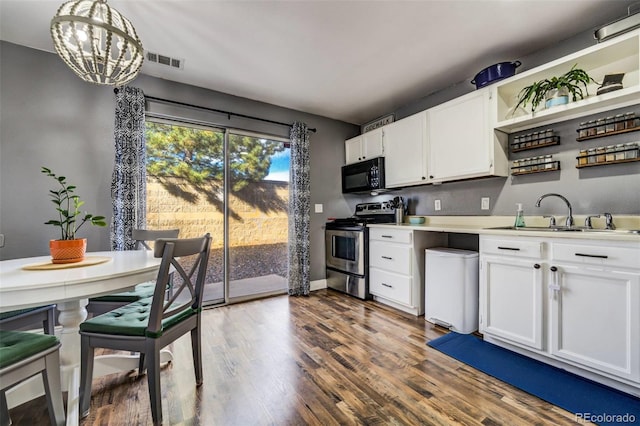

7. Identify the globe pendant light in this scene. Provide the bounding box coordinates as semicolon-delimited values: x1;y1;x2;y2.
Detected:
50;0;144;86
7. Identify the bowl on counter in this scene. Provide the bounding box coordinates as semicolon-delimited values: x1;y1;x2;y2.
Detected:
408;217;426;224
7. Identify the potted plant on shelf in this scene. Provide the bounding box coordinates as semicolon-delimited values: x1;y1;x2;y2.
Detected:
513;64;596;114
42;167;107;263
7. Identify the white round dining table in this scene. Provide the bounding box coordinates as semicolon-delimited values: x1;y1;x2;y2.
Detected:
0;250;163;425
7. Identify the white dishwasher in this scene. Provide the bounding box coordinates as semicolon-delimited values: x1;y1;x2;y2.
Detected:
425;248;479;334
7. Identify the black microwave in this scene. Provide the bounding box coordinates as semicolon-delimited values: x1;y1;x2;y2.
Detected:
341;157;385;194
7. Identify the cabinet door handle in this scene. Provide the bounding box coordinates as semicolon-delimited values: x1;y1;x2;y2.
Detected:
549;266;560;300
497;246;520;251
533;263;540;269
381;235;393;239
381;283;393;288
575;253;608;259
381;256;393;260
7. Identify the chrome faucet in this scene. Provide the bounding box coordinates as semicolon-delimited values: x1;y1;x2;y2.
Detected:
535;193;574;227
603;212;615;230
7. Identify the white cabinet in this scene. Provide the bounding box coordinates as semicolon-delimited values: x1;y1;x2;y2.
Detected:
428;88;508;183
549;241;640;382
480;234;640;393
344;128;383;165
383;111;428;188
479;237;545;350
368;227;446;315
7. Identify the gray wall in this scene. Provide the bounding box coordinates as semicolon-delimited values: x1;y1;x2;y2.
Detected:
359;27;640;217
0;41;359;283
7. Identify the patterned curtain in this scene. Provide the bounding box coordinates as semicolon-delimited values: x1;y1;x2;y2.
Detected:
110;86;146;251
288;122;311;296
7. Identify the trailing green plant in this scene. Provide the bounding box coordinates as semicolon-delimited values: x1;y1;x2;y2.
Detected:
41;166;107;240
514;64;597;113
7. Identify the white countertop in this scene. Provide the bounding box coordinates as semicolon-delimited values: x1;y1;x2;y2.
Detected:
368;215;640;243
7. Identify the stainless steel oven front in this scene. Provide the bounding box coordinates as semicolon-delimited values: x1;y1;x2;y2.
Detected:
324;224;369;299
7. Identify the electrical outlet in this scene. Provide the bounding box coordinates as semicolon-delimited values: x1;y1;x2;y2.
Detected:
434;199;441;211
314;204;323;213
481;197;490;210
0;234;4;248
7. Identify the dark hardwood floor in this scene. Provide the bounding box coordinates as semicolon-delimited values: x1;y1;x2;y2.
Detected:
9;290;585;425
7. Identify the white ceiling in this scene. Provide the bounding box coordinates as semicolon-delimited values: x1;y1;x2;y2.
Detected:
0;0;635;125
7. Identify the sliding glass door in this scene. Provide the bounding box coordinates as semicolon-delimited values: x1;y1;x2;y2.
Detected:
145;120;289;306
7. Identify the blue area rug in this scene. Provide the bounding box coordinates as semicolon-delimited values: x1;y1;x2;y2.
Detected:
428;332;640;425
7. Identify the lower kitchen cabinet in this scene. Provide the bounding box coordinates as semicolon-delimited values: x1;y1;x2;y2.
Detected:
369;227;446;316
480;234;640;394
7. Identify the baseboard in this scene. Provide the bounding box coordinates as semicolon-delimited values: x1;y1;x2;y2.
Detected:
310;279;327;291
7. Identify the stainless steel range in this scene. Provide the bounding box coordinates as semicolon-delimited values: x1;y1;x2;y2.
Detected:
325;202;396;299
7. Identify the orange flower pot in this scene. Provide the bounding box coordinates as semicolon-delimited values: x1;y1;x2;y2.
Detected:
49;238;87;264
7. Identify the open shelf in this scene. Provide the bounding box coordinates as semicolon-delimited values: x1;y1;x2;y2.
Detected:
493;29;640;133
576;157;640;168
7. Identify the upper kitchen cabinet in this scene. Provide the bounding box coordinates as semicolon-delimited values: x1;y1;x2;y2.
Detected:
383;111;429;188
344;128;384;165
428;88;508;183
495;29;640;133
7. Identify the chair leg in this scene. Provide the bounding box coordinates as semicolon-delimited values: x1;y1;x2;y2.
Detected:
190;327;203;386
147;345;162;425
79;336;95;418
0;390;10;426
138;352;146;377
43;350;66;426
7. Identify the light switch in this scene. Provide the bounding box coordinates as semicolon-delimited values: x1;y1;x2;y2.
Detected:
314;204;323;213
481;197;490;210
434;200;441;211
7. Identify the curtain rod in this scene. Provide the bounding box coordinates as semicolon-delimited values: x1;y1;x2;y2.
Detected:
114;88;316;133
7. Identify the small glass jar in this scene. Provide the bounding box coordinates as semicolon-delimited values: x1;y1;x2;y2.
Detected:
605;145;616;162
596;118;606;135
605;116;615;133
615;144;626;161
578;149;588;166
625;142;638;159
624;112;636;129
587;148;596;164
545;129;554;143
596;146;606;163
578;122;588;138
614;114;625;131
587;120;597;137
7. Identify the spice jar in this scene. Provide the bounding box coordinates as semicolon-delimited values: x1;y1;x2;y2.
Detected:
596;118;606;135
615;144;626;161
614;114;625;131
578;122;588;138
587;148;596;164
587;120;597;137
605;145;615;162
605;116;615;133
596;146;606;163
578;149;588;166
625;142;638;159
625;112;636;129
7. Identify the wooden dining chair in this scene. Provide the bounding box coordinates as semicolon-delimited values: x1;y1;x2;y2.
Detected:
79;233;211;425
0;330;66;426
86;229;180;316
0;305;57;335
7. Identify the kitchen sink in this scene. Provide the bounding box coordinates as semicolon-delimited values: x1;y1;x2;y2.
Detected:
485;226;640;234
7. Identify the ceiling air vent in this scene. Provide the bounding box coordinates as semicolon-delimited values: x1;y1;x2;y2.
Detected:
145;51;184;69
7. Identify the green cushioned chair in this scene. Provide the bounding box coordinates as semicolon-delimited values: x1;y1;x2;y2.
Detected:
0;305;56;335
80;233;211;426
0;330;65;426
87;229;179;316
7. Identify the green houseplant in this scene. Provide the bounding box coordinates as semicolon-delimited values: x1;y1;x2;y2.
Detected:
514;64;596;114
42;167;107;263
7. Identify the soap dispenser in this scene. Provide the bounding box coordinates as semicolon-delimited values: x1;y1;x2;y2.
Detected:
514;203;526;228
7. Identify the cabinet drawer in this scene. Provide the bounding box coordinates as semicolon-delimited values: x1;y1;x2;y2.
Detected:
369;268;412;305
369;228;412;244
552;242;640;269
369;241;412;274
481;238;543;258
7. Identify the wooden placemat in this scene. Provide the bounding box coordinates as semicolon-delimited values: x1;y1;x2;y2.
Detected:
22;256;112;271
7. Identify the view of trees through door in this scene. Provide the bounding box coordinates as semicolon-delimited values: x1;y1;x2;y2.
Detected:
145;121;290;305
